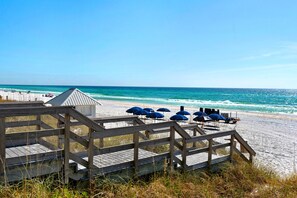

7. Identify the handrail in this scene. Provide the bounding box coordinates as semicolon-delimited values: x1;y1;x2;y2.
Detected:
0;101;44;108
234;133;256;155
186;130;236;143
0;106;71;117
68;108;105;132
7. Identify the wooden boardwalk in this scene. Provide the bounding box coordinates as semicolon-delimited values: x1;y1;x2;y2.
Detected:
0;102;256;183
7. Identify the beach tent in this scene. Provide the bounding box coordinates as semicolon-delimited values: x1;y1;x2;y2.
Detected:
46;88;102;117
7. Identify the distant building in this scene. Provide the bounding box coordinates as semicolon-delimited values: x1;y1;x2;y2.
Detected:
46;88;102;117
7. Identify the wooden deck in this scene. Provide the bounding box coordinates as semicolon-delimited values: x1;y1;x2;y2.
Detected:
0;102;256;184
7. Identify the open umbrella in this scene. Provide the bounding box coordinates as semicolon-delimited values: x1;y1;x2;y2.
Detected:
208;113;226;121
193;111;208;116
143;108;154;113
146;112;164;119
157;108;171;112
126;107;142;114
133;109;149;115
170;114;188;121
176;110;191;115
193;116;212;122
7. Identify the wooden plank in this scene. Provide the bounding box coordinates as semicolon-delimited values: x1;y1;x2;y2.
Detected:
69;131;89;148
188;143;231;156
64;113;70;184
174;140;183;151
38;138;59;150
5;120;40;128
69;152;89;168
68;109;104;132
36;115;41;130
88;128;94;179
186;130;236;143
5;129;64;141
6;150;63;166
208;139;213;167
234;132;256;156
234;147;250;163
149;124;197;135
40;121;54;130
230;134;235;161
0;106;71;117
172;123;191;139
138;137;170;148
181;138;187;171
93;143;134;156
173;156;182;166
133;131;139;174
93;121;179;139
0;117;6;175
0;101;44;108
169;126;175;171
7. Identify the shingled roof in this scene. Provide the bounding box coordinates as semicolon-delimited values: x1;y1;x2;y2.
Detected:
46;88;102;106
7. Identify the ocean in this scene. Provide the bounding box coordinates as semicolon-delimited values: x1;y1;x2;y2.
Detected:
0;85;296;114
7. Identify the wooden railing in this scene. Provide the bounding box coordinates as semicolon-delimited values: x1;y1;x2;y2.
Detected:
0;102;256;184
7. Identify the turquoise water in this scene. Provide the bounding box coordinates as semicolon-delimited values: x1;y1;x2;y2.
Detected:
0;85;297;114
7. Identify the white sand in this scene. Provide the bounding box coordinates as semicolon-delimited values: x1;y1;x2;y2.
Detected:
1;89;297;177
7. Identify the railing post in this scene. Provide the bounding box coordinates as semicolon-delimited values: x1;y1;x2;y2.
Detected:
193;128;197;148
64;113;70;184
182;137;187;171
88;128;94;180
36;115;41;130
0;117;6;184
249;153;253;163
99;123;104;148
230;134;235;162
133;131;139;176
169;126;175;172
57;118;63;149
208;139;213;168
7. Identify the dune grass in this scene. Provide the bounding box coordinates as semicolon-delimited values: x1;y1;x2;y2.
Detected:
0;156;297;198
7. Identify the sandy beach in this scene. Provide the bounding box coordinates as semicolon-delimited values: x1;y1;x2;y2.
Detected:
1;89;297;177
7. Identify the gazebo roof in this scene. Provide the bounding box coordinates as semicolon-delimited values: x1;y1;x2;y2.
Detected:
46;88;102;106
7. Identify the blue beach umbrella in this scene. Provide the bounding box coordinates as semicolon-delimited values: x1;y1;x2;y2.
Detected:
157;108;171;112
176;110;191;115
208;114;226;121
146;112;164;119
143;108;154;113
126;107;142;114
193;111;208;116
133;109;149;115
170;114;188;121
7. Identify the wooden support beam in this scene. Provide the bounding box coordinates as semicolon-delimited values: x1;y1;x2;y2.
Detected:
36;115;41;130
0;106;70;117
133;131;139;175
5;120;40;128
208;139;213;168
230;135;235;162
0;117;6;179
169;126;175;172
181;138;187;171
186;130;235;143
193;128;197;148
64;113;70;184
88;128;94;179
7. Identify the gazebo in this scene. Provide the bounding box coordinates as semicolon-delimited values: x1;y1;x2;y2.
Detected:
46;88;102;117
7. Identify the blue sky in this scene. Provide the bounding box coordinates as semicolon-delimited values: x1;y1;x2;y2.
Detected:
0;0;296;88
